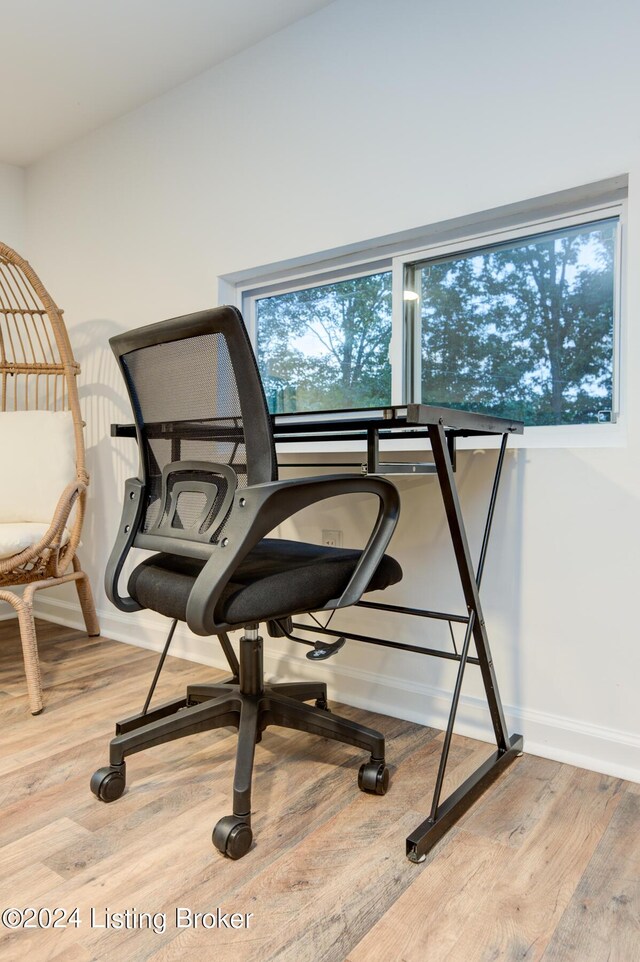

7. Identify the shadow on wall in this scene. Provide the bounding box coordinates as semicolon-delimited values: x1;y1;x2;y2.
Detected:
416;444;526;733
69;317;139;601
267;443;526;737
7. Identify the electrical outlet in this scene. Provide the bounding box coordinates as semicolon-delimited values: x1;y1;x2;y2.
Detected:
322;528;343;548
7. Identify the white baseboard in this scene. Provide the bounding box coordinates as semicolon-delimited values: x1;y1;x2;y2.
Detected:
33;595;640;785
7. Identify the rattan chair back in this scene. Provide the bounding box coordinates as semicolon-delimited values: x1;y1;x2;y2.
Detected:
0;242;98;713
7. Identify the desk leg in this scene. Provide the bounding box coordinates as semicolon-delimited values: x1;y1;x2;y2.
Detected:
429;422;510;748
406;424;523;862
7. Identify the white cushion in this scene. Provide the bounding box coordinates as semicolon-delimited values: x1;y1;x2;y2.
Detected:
0;522;71;560
0;411;77;524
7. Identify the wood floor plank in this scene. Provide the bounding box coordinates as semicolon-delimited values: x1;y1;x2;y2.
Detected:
346;829;516;962
0;818;94;878
48;944;95;962
347;766;624;962
1;621;637;962
461;751;570;849
4;862;67;905
146;806;428;962
541;785;640;962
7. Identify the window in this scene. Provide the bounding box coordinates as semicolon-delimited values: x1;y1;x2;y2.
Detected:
235;182;624;429
403;218;618;425
255;271;392;414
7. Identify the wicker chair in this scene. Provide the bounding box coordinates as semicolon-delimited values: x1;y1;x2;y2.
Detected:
0;242;99;714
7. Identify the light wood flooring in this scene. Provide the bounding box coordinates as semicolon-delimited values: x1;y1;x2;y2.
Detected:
0;619;638;962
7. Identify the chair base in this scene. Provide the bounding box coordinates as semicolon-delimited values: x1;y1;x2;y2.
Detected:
91;627;389;858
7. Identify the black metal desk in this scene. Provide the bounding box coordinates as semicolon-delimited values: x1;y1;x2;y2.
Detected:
272;403;524;862
113;402;524;862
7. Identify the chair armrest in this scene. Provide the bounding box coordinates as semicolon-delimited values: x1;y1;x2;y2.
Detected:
105;477;146;612
185;473;400;635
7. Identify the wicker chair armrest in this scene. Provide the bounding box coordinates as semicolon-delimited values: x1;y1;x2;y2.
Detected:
0;479;86;575
50;478;87;534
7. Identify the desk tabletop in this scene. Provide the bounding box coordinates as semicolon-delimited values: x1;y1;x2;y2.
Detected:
111;404;523;441
272;404;524;438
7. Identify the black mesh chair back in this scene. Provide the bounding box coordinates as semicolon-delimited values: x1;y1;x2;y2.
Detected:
113;307;276;552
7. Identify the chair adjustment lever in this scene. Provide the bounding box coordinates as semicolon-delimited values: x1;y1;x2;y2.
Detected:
269;619;346;660
306;637;346;661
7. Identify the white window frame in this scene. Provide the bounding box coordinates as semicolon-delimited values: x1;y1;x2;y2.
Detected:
219;178;627;451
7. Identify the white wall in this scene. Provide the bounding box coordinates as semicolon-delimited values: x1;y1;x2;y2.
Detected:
0;161;25;249
24;0;640;780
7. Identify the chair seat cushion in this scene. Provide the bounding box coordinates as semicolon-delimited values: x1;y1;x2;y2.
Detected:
128;538;403;627
0;522;71;561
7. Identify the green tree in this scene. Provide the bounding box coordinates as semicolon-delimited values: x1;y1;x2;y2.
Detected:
256;272;392;412
420;221;615;425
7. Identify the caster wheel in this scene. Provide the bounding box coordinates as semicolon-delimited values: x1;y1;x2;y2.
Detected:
212;815;253;859
90;765;126;802
315;696;330;711
358;761;390;796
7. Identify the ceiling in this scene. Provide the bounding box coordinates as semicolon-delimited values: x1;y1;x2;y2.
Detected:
0;0;336;167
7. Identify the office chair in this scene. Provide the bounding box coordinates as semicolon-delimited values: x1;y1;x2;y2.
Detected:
91;306;402;858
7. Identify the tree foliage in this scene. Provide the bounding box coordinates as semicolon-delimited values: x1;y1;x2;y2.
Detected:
256;221;615;425
256;272;392;412
421;222;615;424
